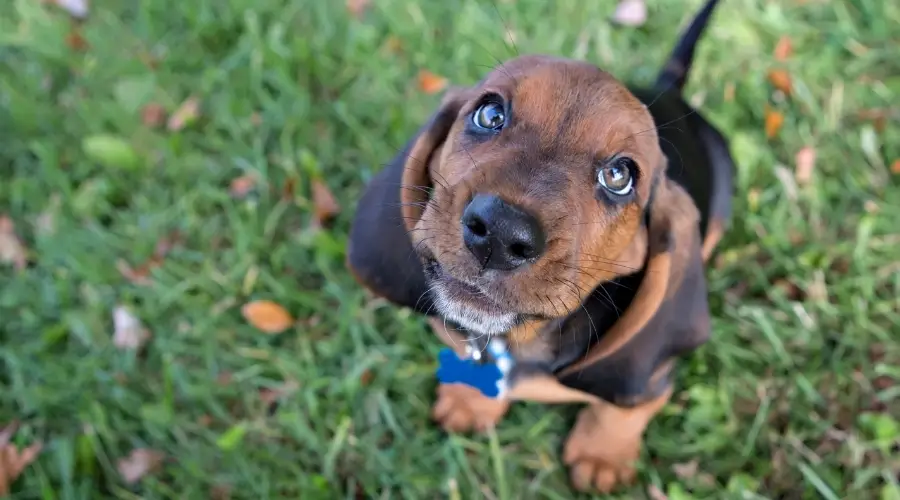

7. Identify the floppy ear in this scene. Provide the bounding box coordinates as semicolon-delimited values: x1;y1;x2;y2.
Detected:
507;177;712;406
346;87;469;313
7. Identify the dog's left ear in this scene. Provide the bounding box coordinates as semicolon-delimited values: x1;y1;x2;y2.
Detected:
346;87;470;313
559;176;711;384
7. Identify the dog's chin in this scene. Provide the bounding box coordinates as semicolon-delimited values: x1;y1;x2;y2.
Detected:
424;260;518;336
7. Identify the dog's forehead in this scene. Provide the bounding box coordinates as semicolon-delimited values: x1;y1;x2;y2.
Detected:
480;57;658;158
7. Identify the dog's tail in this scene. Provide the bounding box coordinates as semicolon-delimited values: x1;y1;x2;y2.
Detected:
655;0;721;93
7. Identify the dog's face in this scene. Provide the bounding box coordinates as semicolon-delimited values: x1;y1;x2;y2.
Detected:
402;55;667;335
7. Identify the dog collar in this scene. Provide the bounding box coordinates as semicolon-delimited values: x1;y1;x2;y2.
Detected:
435;337;514;399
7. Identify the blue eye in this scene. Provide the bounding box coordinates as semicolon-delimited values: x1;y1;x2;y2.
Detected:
472;102;506;130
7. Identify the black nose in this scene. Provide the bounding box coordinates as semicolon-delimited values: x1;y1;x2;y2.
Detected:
461;194;546;271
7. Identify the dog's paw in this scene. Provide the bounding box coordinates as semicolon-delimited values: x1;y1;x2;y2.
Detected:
431;383;509;433
562;403;646;493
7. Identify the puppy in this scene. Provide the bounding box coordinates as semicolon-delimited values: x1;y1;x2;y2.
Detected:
347;0;735;493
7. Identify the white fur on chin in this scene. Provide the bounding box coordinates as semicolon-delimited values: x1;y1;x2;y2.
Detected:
432;282;516;336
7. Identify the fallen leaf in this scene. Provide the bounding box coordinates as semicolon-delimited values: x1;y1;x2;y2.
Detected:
611;0;647;27
380;36;404;55
0;421;44;496
210;484;232;500
0;216;27;271
241;300;294;334
51;0;89;19
891;159;900;174
723;82;735;102
141;103;166;128
66;28;88;51
765;108;785;138
112;305;151;350
117;448;165;484
767;69;792;95
167;96;200;132
346;0;371;19
259;380;300;409
417;70;448;95
311;179;341;227
117;260;152;286
647;484;669;500
229;175;256;199
795;146;816;185
360;369;374;386
281;177;297;201
774;36;793;61
672;459;699;480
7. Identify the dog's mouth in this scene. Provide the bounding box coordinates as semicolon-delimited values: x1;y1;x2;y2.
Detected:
423;258;520;335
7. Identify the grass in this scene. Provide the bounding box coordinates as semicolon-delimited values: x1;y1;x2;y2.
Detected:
1;0;899;498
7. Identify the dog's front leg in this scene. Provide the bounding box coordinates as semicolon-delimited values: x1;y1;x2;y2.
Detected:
427;318;512;433
563;386;672;493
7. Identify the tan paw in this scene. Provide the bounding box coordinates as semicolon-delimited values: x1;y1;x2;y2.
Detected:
564;436;639;493
562;389;671;493
431;383;510;433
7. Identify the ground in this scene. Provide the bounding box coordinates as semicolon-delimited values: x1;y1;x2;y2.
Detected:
1;0;899;498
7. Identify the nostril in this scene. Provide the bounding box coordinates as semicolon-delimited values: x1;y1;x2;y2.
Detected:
509;242;535;260
466;217;488;238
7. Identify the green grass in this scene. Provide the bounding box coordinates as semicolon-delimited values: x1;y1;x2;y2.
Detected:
1;0;899;498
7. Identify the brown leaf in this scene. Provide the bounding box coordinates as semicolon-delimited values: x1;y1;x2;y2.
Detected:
0;215;27;271
112;305;151;350
229;175;256;199
794;146;816;185
360;369;374;386
311;179;341;227
167;96;200;132
891;159;900;175
774;36;793;61
117;448;165;484
66;28;88;51
647;484;669;500
417;70;448;95
258;380;300;408
0;421;43;496
141;103;166;128
611;0;647;27
346;0;372;19
672;459;699;480
241;300;294;334
117;232;181;286
210;484;232;500
765;108;785;138
380;36;404;55
767;69;793;95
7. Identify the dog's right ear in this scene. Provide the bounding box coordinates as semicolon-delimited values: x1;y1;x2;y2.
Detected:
346;87;469;313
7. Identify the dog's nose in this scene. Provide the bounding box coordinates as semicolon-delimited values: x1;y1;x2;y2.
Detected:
461;194;546;271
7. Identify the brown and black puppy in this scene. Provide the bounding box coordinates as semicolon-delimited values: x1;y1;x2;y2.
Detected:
347;0;734;493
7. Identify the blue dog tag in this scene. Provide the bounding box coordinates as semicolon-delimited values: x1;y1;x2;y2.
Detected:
436;338;513;398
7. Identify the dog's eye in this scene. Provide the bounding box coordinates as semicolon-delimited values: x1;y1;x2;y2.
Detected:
597;158;635;196
472;102;506;131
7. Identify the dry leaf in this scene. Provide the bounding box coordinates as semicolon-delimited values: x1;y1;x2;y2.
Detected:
672;459;699;480
117;448;165;484
117;232;182;285
66;28;88;51
229;175;256;198
723;82;735;102
259;380;300;408
381;36;404;55
891;159;900;175
241;300;294;334
647;484;669;500
51;0;88;19
311;179;341;227
210;484;232;500
346;0;371;19
417;70;448;95
0;216;27;271
774;36;793;61
0;421;43;495
767;69;792;95
142;103;166;128
765;108;785;138
112;305;151;350
795;146;816;185
611;0;647;27
360;369;374;386
167;96;200;132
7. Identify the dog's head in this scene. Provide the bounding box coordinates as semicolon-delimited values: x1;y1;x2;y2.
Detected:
398;55;696;336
